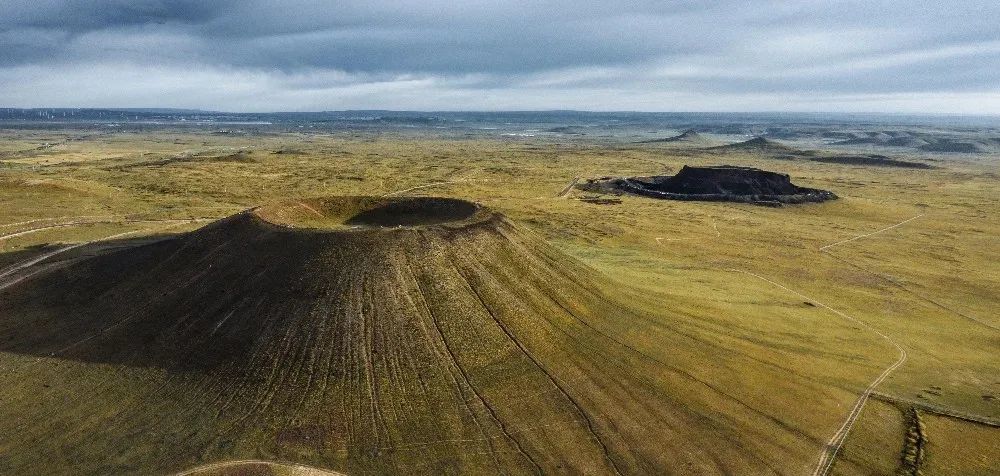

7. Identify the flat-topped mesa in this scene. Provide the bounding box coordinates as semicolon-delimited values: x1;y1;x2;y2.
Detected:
650;165;801;195
584;165;837;206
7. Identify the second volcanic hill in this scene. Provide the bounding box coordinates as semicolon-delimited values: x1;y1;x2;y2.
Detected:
583;165;837;206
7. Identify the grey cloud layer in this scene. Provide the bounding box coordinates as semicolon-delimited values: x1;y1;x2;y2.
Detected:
1;0;998;111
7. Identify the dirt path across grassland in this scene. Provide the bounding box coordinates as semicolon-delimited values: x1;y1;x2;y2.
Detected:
0;215;116;230
557;177;580;197
819;213;998;332
383;180;463;197
296;201;326;218
0;217;119;241
172;459;345;476
728;269;908;476
383;178;489;197
819;214;924;251
0;219;211;292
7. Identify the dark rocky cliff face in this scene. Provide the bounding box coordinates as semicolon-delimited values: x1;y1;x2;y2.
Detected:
581;165;837;206
647;166;800;196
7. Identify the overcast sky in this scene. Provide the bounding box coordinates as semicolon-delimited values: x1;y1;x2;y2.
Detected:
1;0;998;113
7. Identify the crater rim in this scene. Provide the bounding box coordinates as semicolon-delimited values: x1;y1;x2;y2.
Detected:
252;196;489;232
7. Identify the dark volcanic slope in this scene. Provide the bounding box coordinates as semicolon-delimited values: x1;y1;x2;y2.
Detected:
0;197;864;475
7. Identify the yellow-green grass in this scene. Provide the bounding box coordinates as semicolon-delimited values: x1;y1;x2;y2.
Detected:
833;399;999;475
829;399;907;475
921;413;998;474
0;129;996;474
175;460;344;475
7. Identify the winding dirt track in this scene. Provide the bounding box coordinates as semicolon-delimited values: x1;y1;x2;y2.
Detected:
296;201;326;217
0;230;138;292
728;269;907;476
661;215;912;474
819;214;924;252
0;244;81;281
0;219;212;292
0;216;214;242
804;211;1000;473
383;180;468;197
819;214;998;332
172;459;345;476
0;215;115;230
557;177;580;198
0;217;118;241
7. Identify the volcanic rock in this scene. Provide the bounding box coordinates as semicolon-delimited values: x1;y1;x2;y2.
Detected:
586;165;836;206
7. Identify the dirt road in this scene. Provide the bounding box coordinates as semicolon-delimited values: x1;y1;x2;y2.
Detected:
819;214;924;251
0;215;114;229
384;180;467;197
172;459;344;476
557;177;580;198
0;217;118;241
728;269;908;476
0;219;210;292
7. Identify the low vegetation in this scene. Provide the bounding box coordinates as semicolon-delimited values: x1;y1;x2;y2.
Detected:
0;128;996;474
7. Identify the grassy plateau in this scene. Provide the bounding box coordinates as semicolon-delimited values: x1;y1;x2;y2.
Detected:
0;128;996;475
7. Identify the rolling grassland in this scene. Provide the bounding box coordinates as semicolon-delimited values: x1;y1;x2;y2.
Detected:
0;129;996;474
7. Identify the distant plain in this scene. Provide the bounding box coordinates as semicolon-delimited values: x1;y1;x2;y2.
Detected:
0;114;997;474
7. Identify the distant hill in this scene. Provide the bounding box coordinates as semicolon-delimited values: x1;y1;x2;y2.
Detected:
708;136;801;154
800;154;933;169
545;125;586;135
917;140;992;154
705;136;933;168
831;131;998;154
640;129;710;144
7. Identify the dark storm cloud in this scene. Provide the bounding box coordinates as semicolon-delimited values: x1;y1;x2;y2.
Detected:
1;1;709;72
1;0;998;111
1;1;229;31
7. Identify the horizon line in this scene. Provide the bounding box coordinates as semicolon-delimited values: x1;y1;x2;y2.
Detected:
2;107;999;118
